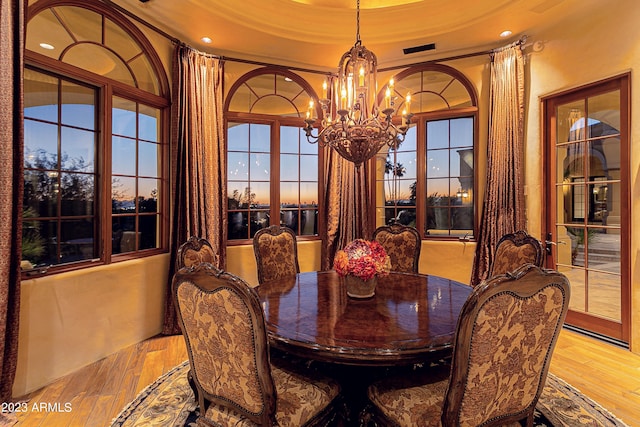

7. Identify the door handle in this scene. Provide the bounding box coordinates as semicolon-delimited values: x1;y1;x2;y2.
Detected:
544;233;565;255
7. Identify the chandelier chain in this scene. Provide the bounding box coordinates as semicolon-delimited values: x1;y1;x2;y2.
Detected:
356;0;361;44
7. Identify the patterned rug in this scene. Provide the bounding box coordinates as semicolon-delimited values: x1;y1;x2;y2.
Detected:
110;360;628;426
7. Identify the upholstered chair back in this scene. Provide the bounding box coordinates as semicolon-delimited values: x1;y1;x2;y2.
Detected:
442;264;570;426
176;236;216;270
372;224;421;273
173;264;342;426
173;263;276;424
253;225;300;283
489;230;543;278
367;264;570;427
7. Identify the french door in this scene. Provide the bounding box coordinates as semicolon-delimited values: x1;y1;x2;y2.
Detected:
543;74;630;344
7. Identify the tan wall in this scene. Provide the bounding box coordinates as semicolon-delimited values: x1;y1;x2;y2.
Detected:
13;254;170;397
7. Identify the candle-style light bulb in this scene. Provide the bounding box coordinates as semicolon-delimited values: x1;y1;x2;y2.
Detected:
322;80;327;99
405;92;411;113
307;99;314;119
341;88;347;110
359;66;365;87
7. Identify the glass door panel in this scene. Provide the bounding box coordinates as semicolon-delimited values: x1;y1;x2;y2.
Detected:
546;76;629;343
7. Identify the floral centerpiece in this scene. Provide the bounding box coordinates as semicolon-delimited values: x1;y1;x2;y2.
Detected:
334;239;391;298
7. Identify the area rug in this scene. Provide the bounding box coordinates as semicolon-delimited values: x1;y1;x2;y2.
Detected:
110;360;629;426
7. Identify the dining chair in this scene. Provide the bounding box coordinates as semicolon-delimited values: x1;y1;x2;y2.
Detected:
253;225;300;284
488;230;544;278
372;223;421;273
173;263;342;426
176;235;216;270
366;263;570;427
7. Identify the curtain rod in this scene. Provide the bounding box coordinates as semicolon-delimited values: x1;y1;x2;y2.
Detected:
102;0;521;75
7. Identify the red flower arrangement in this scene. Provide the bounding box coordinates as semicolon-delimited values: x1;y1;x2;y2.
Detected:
333;239;391;281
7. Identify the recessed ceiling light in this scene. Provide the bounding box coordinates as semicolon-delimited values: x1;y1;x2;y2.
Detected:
39;42;55;50
201;37;212;44
284;77;293;82
500;30;513;38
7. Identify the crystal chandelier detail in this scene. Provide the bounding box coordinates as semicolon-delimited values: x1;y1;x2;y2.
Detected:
303;0;413;168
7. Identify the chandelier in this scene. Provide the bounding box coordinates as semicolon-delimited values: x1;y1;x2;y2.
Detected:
303;0;413;168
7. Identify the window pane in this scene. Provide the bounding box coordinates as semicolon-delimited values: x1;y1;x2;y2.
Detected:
251;182;270;208
250;153;270;181
280;154;299;181
61;127;95;172
23;170;58;217
394;151;416;180
60;219;95;262
250;211;270;237
280;182;299;207
139;178;159;213
450;117;473;147
139;104;159;142
21;215;50;265
24;69;58;122
25;120;58;168
112;136;136;175
281;210;299;232
300;182;318;207
395;208;416;226
426;181;450;205
451;148;473;177
112;97;137;137
398;126;416;151
61;80;95;129
139;141;159;177
300;210;318;235
250;123;270;152
228;182;250;209
588;181;618;226
60;173;94;216
112;176;136;213
427;120;449;149
228;211;249;240
588;92;620;139
112;216;135;254
426;150;449;178
451;207;473;231
139;215;158;249
280;126;300;154
299;155;318;182
427;207;450;233
228;152;249;180
228;122;249;151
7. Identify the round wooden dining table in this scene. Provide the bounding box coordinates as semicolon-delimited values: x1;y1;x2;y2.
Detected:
257;270;472;367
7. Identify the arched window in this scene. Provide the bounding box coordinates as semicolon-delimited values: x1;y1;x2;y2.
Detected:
374;64;478;239
225;67;321;241
23;0;169;273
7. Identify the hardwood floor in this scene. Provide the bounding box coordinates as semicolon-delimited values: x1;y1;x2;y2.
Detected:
11;329;640;426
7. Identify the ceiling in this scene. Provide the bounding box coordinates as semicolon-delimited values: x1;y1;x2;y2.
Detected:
109;0;600;72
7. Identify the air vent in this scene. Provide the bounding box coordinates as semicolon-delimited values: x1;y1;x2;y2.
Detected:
403;43;436;55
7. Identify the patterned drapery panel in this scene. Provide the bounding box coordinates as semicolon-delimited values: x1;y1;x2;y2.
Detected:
0;0;24;402
163;45;226;335
471;43;526;286
322;148;372;270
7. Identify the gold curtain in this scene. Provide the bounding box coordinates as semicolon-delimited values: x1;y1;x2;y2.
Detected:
471;42;526;286
321;148;372;270
0;0;24;402
162;45;226;335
